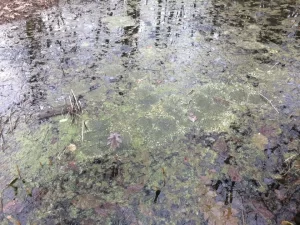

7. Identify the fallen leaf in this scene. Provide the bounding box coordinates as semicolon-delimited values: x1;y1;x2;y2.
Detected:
188;112;197;122
6;215;21;225
59;118;68;123
65;161;79;172
3;199;24;214
228;166;242;182
94;202;117;217
66;143;76;152
51;137;59;145
94;207;109;217
281;221;294;225
213;96;230;106
81;219;98;225
258;124;279;138
72;194;102;209
251;200;274;219
200;176;212;185
32;187;48;202
275;189;287;201
203;201;239;225
139;203;154;217
212;137;228;152
125;184;144;196
107;132;122;150
252;133;268;150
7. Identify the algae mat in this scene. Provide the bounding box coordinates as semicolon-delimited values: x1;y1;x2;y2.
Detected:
0;0;299;224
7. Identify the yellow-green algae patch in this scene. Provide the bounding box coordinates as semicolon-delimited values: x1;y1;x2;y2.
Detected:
14;116;81;181
11;74;264;192
11;75;262;190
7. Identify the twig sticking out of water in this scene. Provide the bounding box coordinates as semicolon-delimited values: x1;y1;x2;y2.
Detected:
69;95;74;111
71;89;82;113
259;93;279;114
67;90;82;123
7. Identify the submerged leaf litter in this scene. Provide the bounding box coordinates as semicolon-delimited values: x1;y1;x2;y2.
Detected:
0;0;299;224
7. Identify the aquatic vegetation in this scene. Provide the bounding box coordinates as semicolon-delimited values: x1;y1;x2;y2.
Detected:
0;0;299;224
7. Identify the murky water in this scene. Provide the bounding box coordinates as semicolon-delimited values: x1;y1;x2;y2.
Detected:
0;0;299;224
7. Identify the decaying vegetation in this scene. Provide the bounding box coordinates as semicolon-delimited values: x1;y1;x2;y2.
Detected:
0;0;58;24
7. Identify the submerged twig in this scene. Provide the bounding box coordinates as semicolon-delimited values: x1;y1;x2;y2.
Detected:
269;62;279;70
242;209;245;225
0;195;2;213
0;127;5;152
162;167;166;187
6;108;18;133
9;111;13;133
81;120;84;142
11;117;19;133
37;91;83;121
0;127;4;140
37;105;70;120
16;165;21;179
83;121;88;131
259;93;279;114
284;154;297;163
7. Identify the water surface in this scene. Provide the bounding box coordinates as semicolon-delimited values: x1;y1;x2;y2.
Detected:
0;0;299;224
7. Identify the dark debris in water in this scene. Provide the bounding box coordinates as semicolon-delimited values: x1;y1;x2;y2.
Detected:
2;108;296;225
181;109;300;224
2;113;300;224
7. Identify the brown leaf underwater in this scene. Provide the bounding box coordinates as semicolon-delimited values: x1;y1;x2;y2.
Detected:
107;132;122;150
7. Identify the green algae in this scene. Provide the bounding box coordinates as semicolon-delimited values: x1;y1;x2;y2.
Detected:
0;0;299;224
11;73;254;196
14;116;80;181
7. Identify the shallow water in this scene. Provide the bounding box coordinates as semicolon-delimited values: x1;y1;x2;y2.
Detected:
0;0;299;224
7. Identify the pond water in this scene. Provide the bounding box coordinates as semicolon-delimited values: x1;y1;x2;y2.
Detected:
0;0;299;224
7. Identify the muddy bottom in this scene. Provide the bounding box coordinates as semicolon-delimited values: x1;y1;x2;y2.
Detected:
0;0;299;224
1;108;299;225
